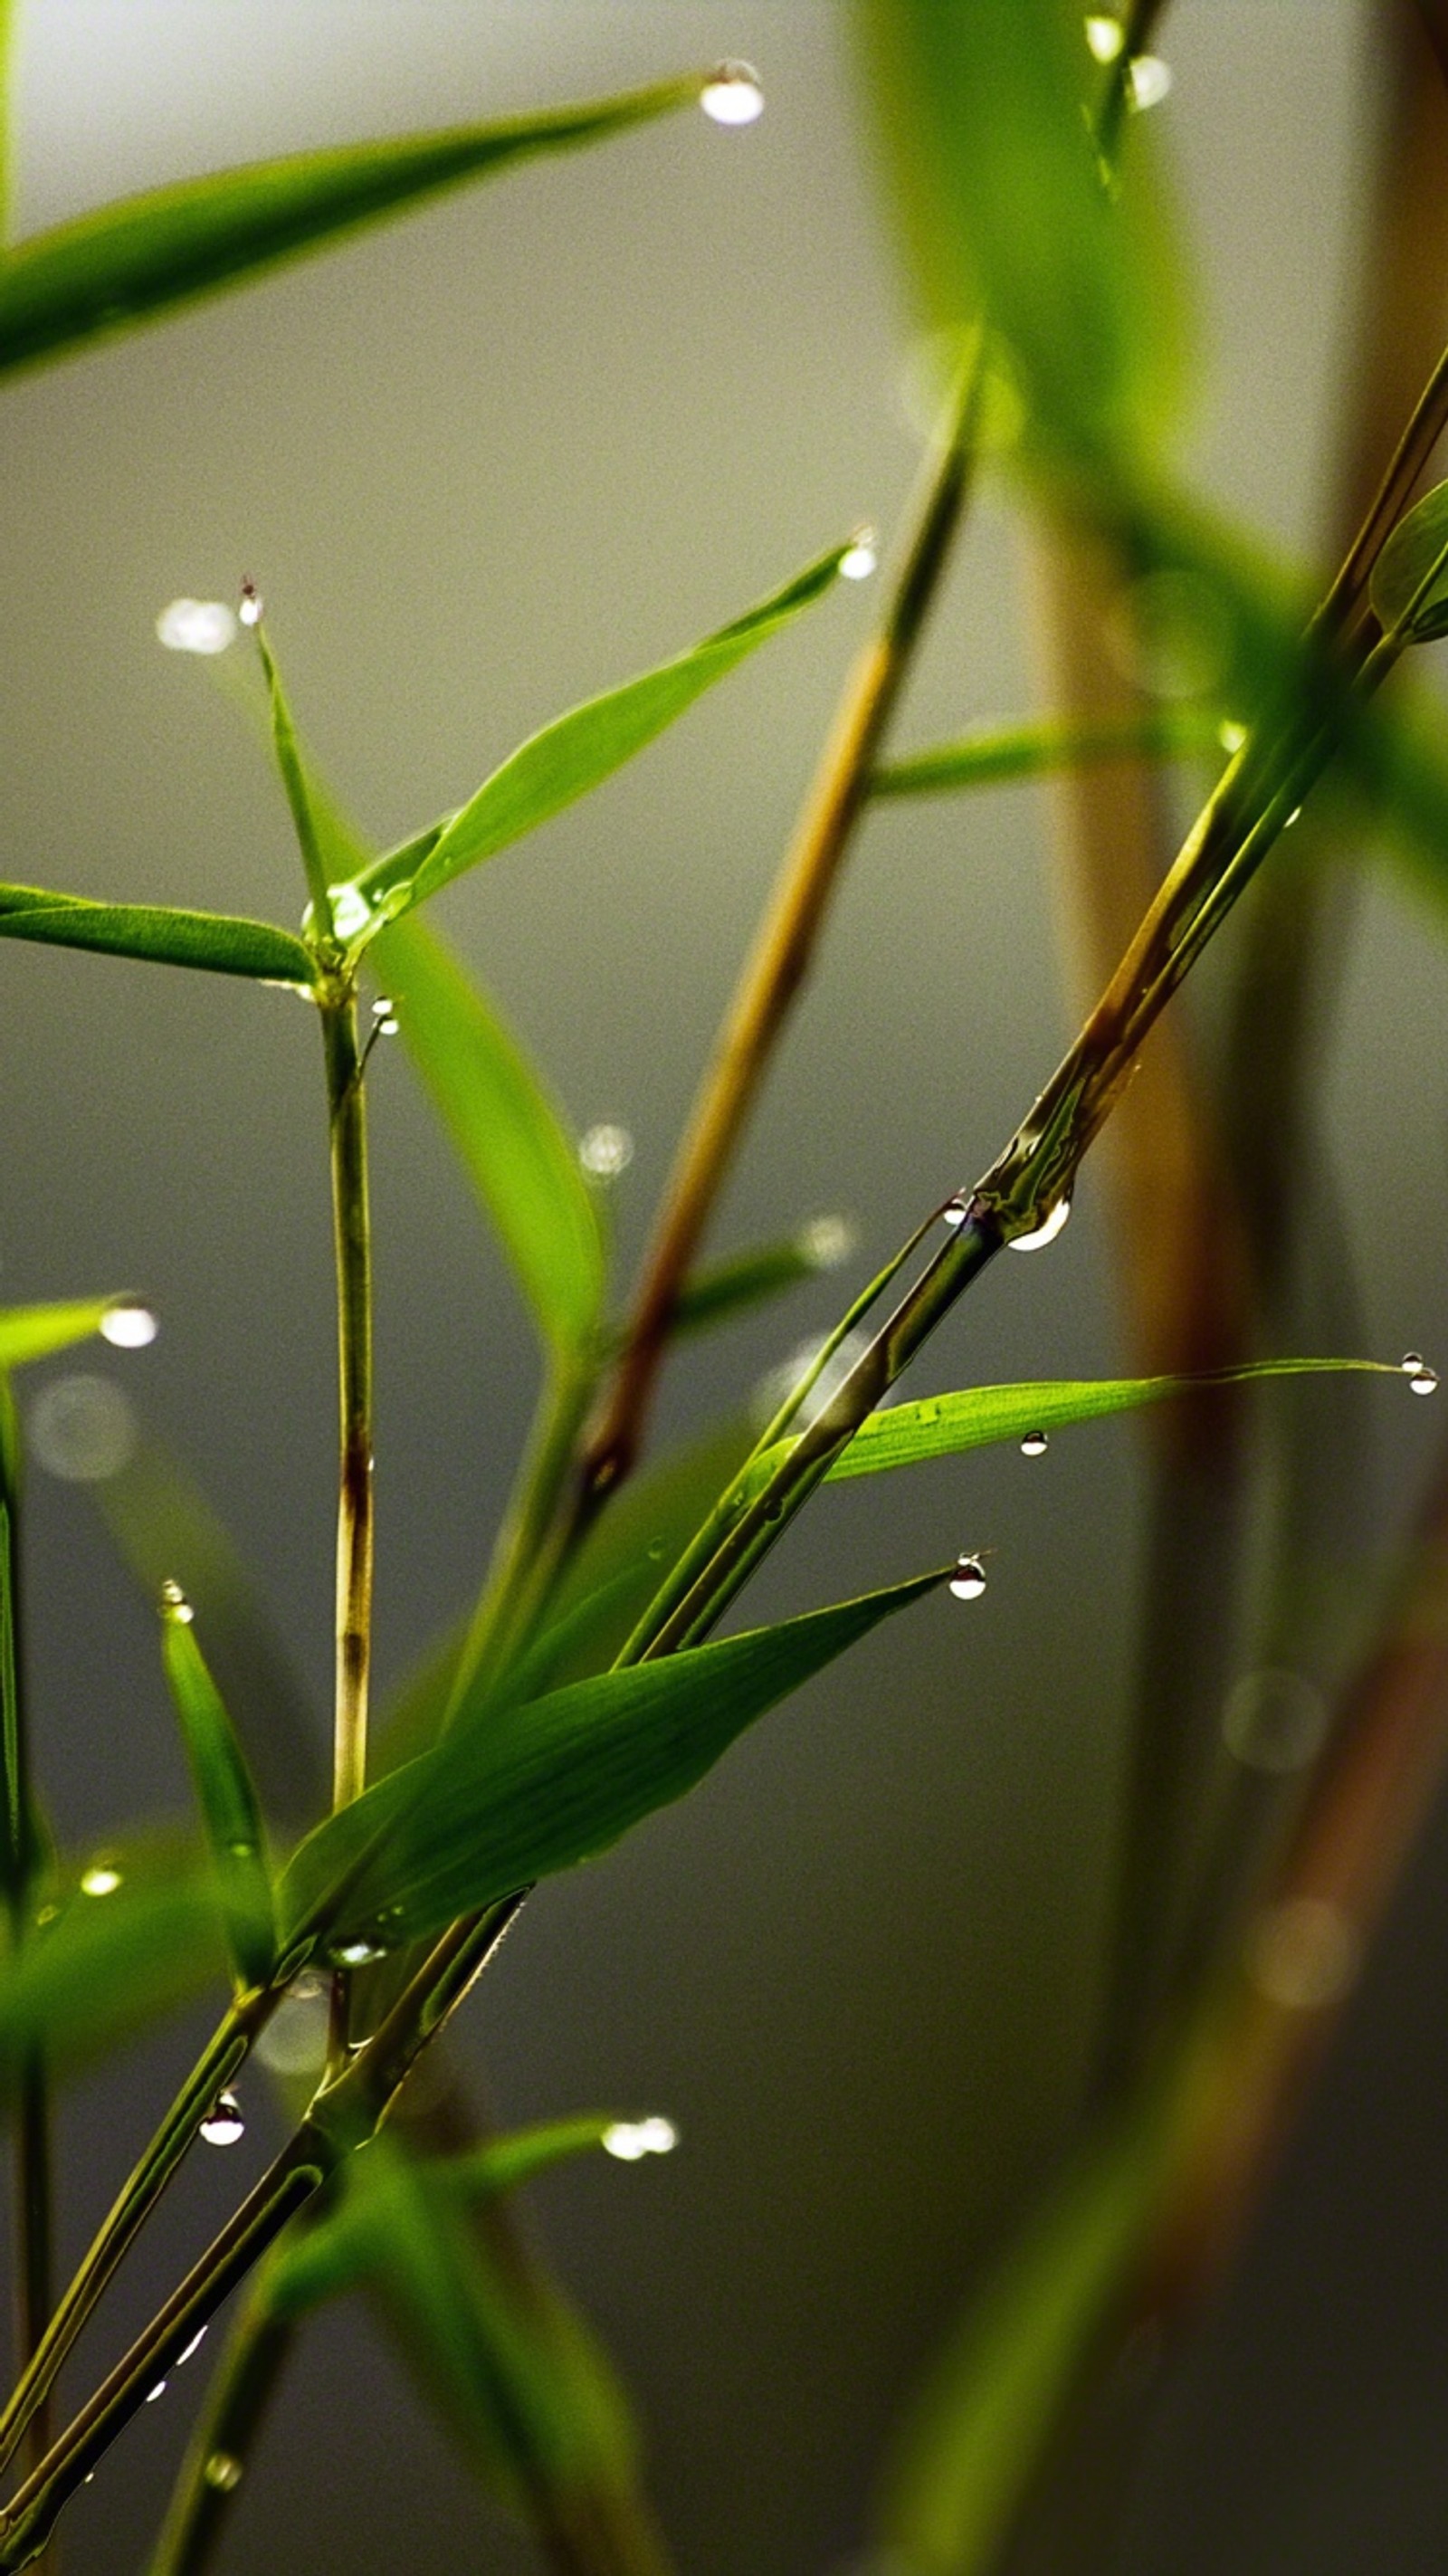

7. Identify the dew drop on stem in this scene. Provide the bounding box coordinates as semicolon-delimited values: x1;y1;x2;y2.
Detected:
1084;14;1125;63
199;2090;245;2148
948;1554;987;1602
1127;54;1173;110
205;2454;243;2494
1009;1198;1072;1252
80;1863;122;1897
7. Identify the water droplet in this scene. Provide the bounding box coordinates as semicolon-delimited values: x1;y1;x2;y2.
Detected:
603;2116;679;2161
579;1121;634;1179
327;884;373;943
255;1985;329;2077
145;2380;168;2404
1084;14;1125;62
370;995;400;1035
199;2090;245;2148
1009;1198;1072;1252
29;1374;137;1482
1127;53;1172;108
205;2453;243;2494
177;2324;208;2366
799;1213;855;1270
700;61;764;125
1218;719;1248;753
80;1864;122;1898
941;1196;970;1228
948;1553;987;1602
1222;1668;1327;1775
159;1579;194;1624
335;1939;385;1968
1248;1897;1359;2010
237;579;262;628
1283;805;1302;828
156;598;238;656
1403;1352;1439;1395
100;1298;157;1350
840;530;878;582
1020;1429;1048;1457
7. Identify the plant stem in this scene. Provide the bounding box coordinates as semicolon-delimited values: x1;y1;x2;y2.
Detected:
321;988;374;2065
574;339;985;1516
0;1391;55;2486
0;1902;522;2572
145;2290;297;2576
0;1991;276;2483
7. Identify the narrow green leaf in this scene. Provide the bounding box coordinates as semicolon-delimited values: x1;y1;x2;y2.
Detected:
669;1225;853;1340
373;913;605;1360
878;2115;1159;2575
0;80;701;380
441;2115;626;2204
814;1359;1402;1485
0;1383;23;1905
1369;478;1448;643
253;619;334;932
870;707;1229;800
0;883;315;985
0;1838;225;2093
345;541;855;929
0;1298;114;1369
282;1566;947;1954
158;1593;276;1990
536;1417;757;1693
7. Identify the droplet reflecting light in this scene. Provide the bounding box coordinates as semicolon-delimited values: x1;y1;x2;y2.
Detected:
603;2116;678;2161
1009;1198;1072;1252
948;1553;987;1602
700;62;764;126
145;2380;168;2405
159;1579;194;1625
177;2325;208;2366
1127;54;1173;109
80;1863;122;1898
579;1121;634;1179
1084;14;1125;62
1020;1430;1048;1458
1403;1352;1439;1396
205;2453;243;2494
800;1214;855;1270
199;2090;245;2148
840;530;879;582
30;1375;138;1483
238;580;262;628
335;1939;385;1968
156;599;237;656
100;1298;157;1350
327;885;372;943
1219;719;1248;754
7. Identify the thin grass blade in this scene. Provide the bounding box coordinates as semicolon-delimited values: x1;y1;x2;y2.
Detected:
0;883;315;984
158;1594;276;1990
871;708;1228;800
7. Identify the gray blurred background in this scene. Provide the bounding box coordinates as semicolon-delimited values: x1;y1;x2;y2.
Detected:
5;3;1448;2569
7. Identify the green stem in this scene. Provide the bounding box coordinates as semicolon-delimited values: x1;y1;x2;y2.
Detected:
0;1903;522;2572
321;989;374;2064
145;2290;297;2576
443;1356;597;1723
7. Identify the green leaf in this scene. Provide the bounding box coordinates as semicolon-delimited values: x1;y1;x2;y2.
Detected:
0;883;315;985
878;2113;1159;2575
670;1225;853;1340
282;1565;947;1955
0;1298;115;1369
853;0;1162;462
1369;479;1448;643
814;1359;1401;1485
158;1593;277;1990
870;707;1229;800
343;541;856;930
535;1417;757;1692
0;1837;225;2094
0;80;701;380
373;913;605;1361
252;619;335;930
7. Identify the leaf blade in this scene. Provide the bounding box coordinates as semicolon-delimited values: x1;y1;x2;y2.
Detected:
0;884;315;984
0;81;701;380
158;1597;277;1989
348;541;854;925
1369;477;1448;642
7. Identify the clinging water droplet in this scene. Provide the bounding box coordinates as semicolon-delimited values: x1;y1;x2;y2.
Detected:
1126;53;1173;109
199;2090;245;2148
334;1938;385;1968
700;61;764;126
1084;14;1125;62
839;530;879;582
205;2453;243;2494
159;1579;194;1625
1403;1352;1439;1395
177;2324;208;2366
100;1297;157;1350
1218;719;1248;753
1020;1429;1048;1457
1009;1198;1072;1253
941;1196;970;1229
948;1553;987;1602
327;885;373;944
579;1121;634;1179
238;578;262;628
603;2116;678;2161
156;599;237;656
80;1863;122;1898
145;2380;168;2405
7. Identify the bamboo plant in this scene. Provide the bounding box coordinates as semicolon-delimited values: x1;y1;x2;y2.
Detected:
2;5;1448;2571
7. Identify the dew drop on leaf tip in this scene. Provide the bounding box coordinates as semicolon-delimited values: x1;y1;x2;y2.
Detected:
1084;14;1125;63
1403;1352;1439;1395
100;1296;157;1350
238;579;262;628
1009;1197;1072;1252
159;1578;194;1624
199;2090;245;2148
948;1553;986;1602
1020;1429;1048;1457
700;62;764;126
840;530;878;582
603;2116;679;2161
